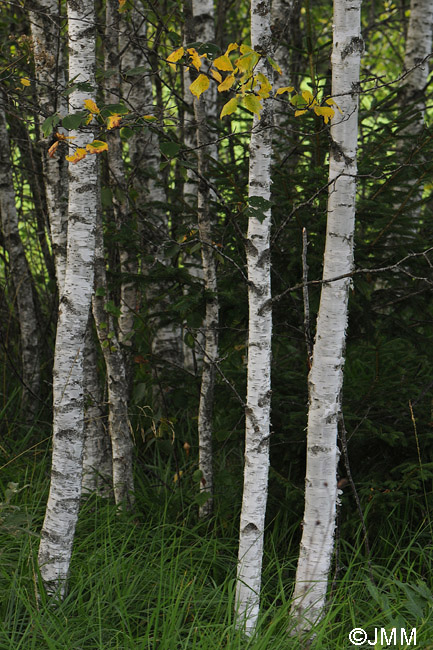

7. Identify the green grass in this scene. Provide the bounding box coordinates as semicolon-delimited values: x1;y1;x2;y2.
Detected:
1;431;432;649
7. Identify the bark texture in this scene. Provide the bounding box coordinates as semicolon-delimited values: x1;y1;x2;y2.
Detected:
0;94;41;415
29;0;68;291
194;97;219;519
37;0;97;598
290;0;362;632
235;0;273;635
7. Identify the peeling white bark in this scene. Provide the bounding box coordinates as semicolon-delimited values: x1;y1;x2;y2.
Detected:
0;94;41;415
290;0;362;633
235;0;273;635
37;0;97;598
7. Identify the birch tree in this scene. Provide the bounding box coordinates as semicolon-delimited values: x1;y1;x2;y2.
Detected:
235;0;273;634
290;0;362;633
0;93;41;416
37;0;97;597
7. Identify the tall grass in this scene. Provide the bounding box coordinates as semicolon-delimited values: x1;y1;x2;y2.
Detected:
1;429;432;649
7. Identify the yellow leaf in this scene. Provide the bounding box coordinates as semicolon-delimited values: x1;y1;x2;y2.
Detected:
276;86;294;95
85;113;95;125
166;46;185;70
313;106;335;124
325;97;343;113
295;109;308;117
301;90;315;105
189;74;210;99
242;94;262;118
256;72;272;99
118;0;127;11
48;141;60;158
213;55;234;72
142;115;157;121
240;44;253;54
65;148;87;164
187;48;203;71
84;99;100;114
218;74;235;92
220;96;238;118
20;77;30;87
173;471;183;483
225;42;239;56
107;113;122;129
236;51;259;74
55;132;75;141
212;69;222;83
86;140;108;154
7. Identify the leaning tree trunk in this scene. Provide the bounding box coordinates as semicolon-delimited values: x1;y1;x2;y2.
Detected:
235;0;273;635
290;0;362;634
0;93;41;416
37;0;97;598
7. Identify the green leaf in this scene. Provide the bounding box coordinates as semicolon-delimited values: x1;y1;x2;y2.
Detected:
104;300;121;318
41;114;60;138
248;195;272;210
164;243;181;258
194;492;212;507
193;469;204;482
124;66;147;76
267;56;282;74
120;126;134;139
184;332;195;348
100;103;129;117
160;141;181;158
62;112;86;130
95;287;106;297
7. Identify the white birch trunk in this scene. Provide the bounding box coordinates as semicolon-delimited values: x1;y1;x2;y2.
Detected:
182;0;217;373
29;0;68;292
82;322;112;496
92;208;135;509
400;0;433;137
235;0;273;635
121;10;183;397
0;94;41;415
194;98;219;519
37;0;97;598
290;0;362;632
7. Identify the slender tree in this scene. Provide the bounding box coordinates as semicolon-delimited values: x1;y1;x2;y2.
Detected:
0;93;41;416
37;0;97;597
235;0;273;635
290;0;362;633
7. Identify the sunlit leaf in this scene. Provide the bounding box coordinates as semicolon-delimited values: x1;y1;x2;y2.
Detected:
220;96;238;118
65;147;87;164
187;48;203;71
256;72;272;99
86;140;108;154
189;73;210;98
302;90;315;105
55;132;75;141
84;99;100;113
276;86;295;95
142;114;157;121
295;109;308;117
242;94;262;117
225;42;239;55
48;141;60;158
160;141;181;157
313;106;335;123
173;471;183;483
218;73;235;92
20;77;30;87
213;55;234;71
107;113;122;129
212;69;222;83
240;44;253;54
118;0;127;11
325;97;343;113
166;46;184;70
